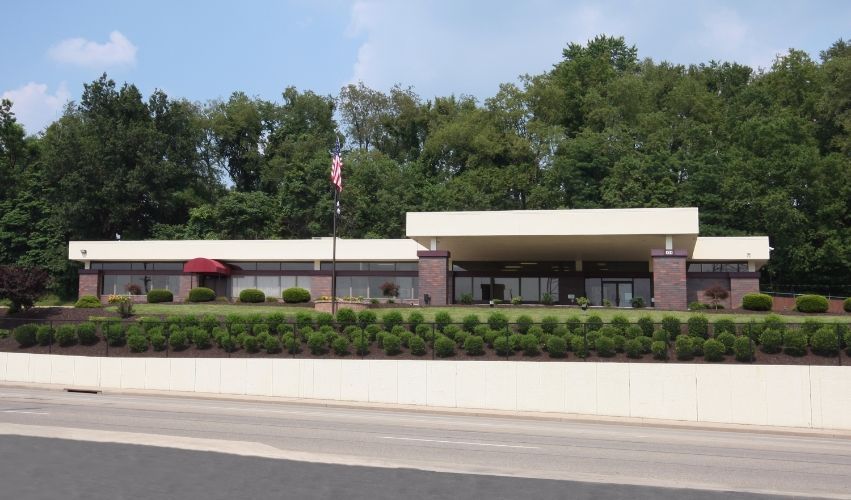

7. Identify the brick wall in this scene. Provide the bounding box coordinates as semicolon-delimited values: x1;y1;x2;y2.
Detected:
686;276;732;309
78;272;99;298
652;252;687;311
311;275;332;300
730;277;760;309
177;275;194;302
417;251;450;305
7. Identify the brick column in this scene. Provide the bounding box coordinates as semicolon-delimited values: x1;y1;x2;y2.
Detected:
730;274;760;309
177;274;194;302
652;249;687;311
78;270;100;298
311;275;332;300
418;250;450;305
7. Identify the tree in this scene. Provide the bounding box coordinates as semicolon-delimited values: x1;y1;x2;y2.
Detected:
704;286;729;310
0;265;50;313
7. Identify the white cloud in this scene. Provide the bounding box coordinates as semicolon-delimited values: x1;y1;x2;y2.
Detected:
1;82;70;134
48;30;137;68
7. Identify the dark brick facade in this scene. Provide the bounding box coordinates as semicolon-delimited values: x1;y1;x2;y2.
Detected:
78;271;99;298
730;276;760;309
686;276;732;309
417;250;450;305
177;275;194;302
311;275;332;299
652;250;687;310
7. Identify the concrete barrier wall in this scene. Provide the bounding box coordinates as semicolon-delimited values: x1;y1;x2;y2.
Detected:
2;353;850;431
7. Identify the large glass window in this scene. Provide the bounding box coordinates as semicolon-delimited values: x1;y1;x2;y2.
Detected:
282;262;314;270
493;277;520;301
335;276;416;299
256;276;280;297
521;277;540;301
321;261;417;271
687;262;748;273
101;274;180;295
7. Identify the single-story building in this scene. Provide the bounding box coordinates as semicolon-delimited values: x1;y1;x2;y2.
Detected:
68;207;770;310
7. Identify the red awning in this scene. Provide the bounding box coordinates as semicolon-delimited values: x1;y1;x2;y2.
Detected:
183;258;231;276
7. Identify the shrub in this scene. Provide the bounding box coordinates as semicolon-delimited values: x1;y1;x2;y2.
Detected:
169;330;188;350
242;335;259;353
127;334;148;353
462;314;480;332
651;340;668;360
541;316;559;334
350;334;368;355
611;315;629;334
742;293;772;311
637;336;652;354
382;311;404;331
733;336;754;362
473;324;490;337
703;339;725;362
146;289;173;303
188;287;215;302
74;295;102;308
547;336;567;358
540;292;554;305
598;325;617;338
494;336;512;356
520;335;539;356
434;335;455;358
36;325;53;346
294;311;313;331
742;320;763;343
454;330;469;347
566;316;581;332
586;315;603;331
595;336;615;357
759;329;782;354
357;309;377;328
434;311;452;331
811;327;839;356
716;332;736;354
687;315;709;339
552;326;568;338
252;323;270;336
800;319;822;341
414;323;432;339
783;329;807;356
192;328;211;349
264;335;281;354
661;316;681;339
76;322;97;345
845;297;851;313
612;334;626;352
795;294;829;313
282;333;300;354
442;324;460;340
409;335;427;356
399;331;413;348
625;325;643;339
150;331;167;351
0;265;49;313
631;297;645;308
282;287;310;303
323;336;346;356
674;335;694;360
636;316;653;337
689;301;709;311
316;312;335;328
763;314;786;333
527;325;545;342
515;315;533;334
407;311;425;329
571;335;588;358
459;293;473;305
652;329;668;343
237;288;265;303
585;331;600;350
104;323;125;347
511;296;522;305
713;319;736;337
56;325;77;347
464;335;485;356
199;314;220;332
483;329;499;347
307;332;326;354
624;338;642;359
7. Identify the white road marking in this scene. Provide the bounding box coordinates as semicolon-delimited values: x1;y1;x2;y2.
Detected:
2;410;49;415
380;436;539;449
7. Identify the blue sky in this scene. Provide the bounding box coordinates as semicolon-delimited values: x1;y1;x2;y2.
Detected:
2;0;849;134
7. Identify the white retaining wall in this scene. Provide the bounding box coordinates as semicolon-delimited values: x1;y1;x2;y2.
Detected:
1;352;850;430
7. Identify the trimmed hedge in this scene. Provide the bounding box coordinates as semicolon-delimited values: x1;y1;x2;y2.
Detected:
188;287;216;302
733;336;754;362
783;329;807;356
74;295;102;308
795;294;828;313
56;325;77;347
146;289;173;303
742;293;772;311
547;336;567;358
238;288;265;303
703;339;725;362
687;315;709;339
759;329;783;354
811;327;838;356
14;324;38;347
464;335;485;356
434;335;455;358
77;322;97;345
409;335;427;356
282;287;311;303
845;297;851;313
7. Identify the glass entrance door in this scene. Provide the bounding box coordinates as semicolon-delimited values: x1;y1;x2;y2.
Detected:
602;281;633;307
603;282;618;306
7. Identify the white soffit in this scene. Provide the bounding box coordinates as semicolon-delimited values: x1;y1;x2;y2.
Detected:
691;236;771;261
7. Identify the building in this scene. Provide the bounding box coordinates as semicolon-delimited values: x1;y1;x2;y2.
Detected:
68;207;770;310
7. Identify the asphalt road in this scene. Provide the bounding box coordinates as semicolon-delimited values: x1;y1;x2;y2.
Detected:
1;386;850;499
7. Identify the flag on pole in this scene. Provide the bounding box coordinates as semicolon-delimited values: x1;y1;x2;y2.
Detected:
330;138;343;192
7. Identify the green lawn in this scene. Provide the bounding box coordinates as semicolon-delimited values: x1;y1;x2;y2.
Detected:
123;303;850;324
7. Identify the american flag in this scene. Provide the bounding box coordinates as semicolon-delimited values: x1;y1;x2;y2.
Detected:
330;138;343;192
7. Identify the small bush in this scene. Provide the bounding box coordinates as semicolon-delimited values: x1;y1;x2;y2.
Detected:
742;320;763;343
811;327;839;356
527;325;545;342
611;315;629;334
74;295;102;308
316;312;335;328
571;335;588;358
331;336;349;356
674;335;694;360
547;336;567;358
464;335;485;356
434;311;452;331
703;339;725;362
77;322;97;345
844;297;851;313
733;336;754;362
127;334;148;353
493;336;512;356
795;294;829;313
586;315;603;331
783;329;807;356
625;338;642;359
150;331;167;351
263;335;281;354
585;331;600;350
483;329;499;347
357;309;377;328
146;289;173;303
382;311;404;331
661;316;681;339
508;333;523;351
598;325;617;338
596;336;615;357
651;340;668;360
520;335;539;356
237;288;265;303
441;324;460;340
242;335;259;353
541;316;559;334
459;293;473;305
169;330;189;350
409;335;427;356
454;330;469;347
192;328;211;349
282;287;310;303
473;324;490;337
742;293;772;311
407;311;425;329
634;315;653;337
566;316;581;332
293;311;313;331
612;334;626;352
462;314;480;332
56;325;77;347
637;335;652;354
188;287;215;302
763;315;786;333
716;332;736;354
104;323;125;347
652;329;668;343
282;333;300;354
36;325;53;346
631;297;645;308
713;319;736;337
687;315;709;339
515;315;533;334
625;325;643;340
307;332;326;354
434;335;455;358
413;323;431;339
800;319;822;341
759;328;782;354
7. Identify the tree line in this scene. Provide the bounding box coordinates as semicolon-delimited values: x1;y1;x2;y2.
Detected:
1;35;849;298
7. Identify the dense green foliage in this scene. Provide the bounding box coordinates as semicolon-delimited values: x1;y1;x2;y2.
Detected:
238;288;266;303
188;287;215;302
795;294;829;313
282;287;311;303
742;293;773;311
1;37;850;300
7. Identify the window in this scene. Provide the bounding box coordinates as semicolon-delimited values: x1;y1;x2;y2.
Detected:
586;262;649;272
321;261;417;271
282;262;314;271
256;262;280;271
101;274;181;295
521;277;540;301
454;277;472;302
687;262;748;273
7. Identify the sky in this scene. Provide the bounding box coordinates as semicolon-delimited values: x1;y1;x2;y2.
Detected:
2;0;849;134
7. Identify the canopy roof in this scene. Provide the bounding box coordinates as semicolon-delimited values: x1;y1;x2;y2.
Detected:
183;258;230;275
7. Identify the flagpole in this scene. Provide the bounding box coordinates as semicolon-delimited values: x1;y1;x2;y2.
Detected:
331;187;338;316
